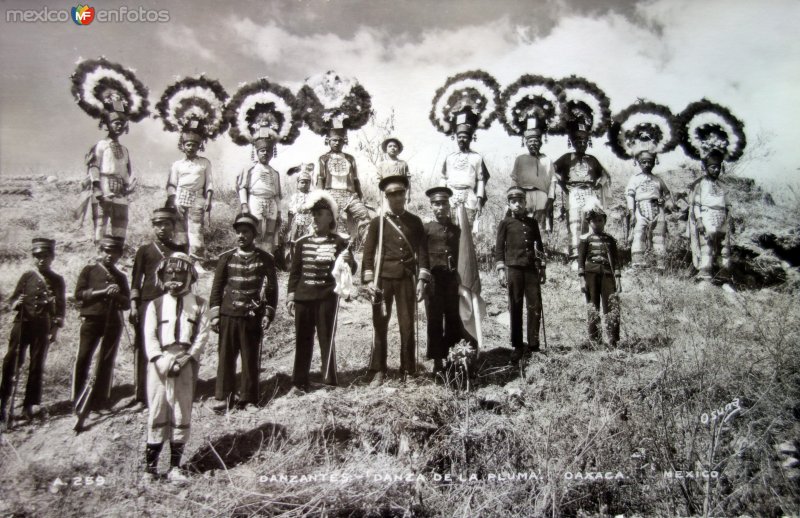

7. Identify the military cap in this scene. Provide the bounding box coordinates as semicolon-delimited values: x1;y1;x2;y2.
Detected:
151;206;178;223
31;238;55;254
425;186;453;202
506;186;526;199
379;175;409;193
99;235;125;251
232;212;260;232
381;137;404;154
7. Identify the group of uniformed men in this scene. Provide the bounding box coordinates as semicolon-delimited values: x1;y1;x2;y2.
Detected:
1;67;742;484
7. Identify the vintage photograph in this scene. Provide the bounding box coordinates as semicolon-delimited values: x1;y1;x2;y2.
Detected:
0;0;798;516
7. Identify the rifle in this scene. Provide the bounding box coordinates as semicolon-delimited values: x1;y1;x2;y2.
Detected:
4;314;24;429
73;358;98;433
623;211;631;247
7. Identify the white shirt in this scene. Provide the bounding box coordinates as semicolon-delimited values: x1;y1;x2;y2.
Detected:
144;292;209;363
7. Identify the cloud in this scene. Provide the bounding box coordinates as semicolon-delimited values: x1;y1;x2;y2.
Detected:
221;3;798;185
158;24;218;62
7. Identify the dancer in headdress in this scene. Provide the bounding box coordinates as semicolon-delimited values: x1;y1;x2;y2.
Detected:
551;76;612;268
430;70;499;228
157;76;228;261
226;78;302;254
142;253;208;484
499;75;563;231
297;71;373;240
679;100;746;283
71;58;149;242
609;101;679;270
286;164;315;252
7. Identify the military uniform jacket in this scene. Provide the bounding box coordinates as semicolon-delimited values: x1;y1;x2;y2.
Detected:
577;232;621;275
423;220;460;272
209;248;278;320
362;211;430;282
495;214;545;270
11;269;66;323
288;234;357;302
75;262;131;316
130;240;187;303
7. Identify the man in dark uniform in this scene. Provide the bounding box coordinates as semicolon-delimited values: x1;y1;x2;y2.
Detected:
286;191;356;392
420;187;462;376
128;207;186;410
577;202;622;347
209;213;278;410
362;175;430;386
72;235;130;412
0;238;65;424
495;187;546;361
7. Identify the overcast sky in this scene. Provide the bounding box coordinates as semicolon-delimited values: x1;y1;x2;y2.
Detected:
1;0;797;189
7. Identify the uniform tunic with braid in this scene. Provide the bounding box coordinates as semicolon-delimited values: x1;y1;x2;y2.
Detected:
209;248;278;403
577;232;620;345
288;234;357;386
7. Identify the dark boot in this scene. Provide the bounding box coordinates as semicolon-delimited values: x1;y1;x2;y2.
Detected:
144;442;163;478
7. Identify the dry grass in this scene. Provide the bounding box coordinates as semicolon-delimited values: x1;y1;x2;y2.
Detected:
0;173;799;517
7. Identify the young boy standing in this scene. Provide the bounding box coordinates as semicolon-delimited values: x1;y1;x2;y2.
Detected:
577;203;622;347
377;137;411;203
421;187;462;375
0;238;65;424
495;187;546;361
73;236;130;412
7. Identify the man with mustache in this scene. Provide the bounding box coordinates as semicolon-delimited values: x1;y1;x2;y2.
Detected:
209;213;278;411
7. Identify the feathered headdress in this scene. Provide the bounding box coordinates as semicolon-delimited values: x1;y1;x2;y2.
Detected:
225;78;301;146
608;100;678;160
70;57;149;123
296;71;372;137
553;75;611;138
156;76;229;141
499;74;562;138
302;190;339;224
430;70;500;136
678;99;746;162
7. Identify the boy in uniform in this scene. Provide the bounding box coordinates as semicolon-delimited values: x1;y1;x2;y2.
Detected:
73;236;130;412
0;238;65;423
420;187;462;376
495;187;546;361
577;203;622;347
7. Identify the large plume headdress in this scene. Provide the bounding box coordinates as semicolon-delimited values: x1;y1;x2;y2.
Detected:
156;76;229;141
678;99;746;162
70;57;149;123
296;71;373;137
608;100;679;160
553;75;612;138
429;70;500;136
499;74;562;138
225;78;302;146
